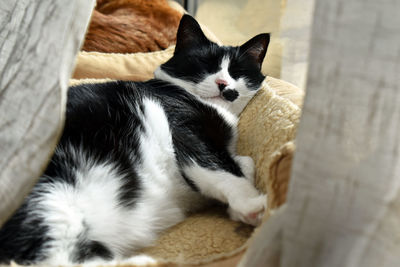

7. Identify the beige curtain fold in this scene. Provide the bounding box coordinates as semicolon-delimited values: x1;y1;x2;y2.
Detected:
0;0;95;227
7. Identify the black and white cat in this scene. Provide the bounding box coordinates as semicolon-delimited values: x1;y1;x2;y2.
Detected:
0;15;270;265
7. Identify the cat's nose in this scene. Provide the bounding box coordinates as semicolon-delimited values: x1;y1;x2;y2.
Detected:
216;79;228;91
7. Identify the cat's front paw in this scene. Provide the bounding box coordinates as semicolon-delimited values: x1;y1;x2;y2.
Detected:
227;194;266;226
235;155;255;183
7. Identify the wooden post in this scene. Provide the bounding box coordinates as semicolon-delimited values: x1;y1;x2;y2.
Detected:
0;0;95;226
241;0;400;266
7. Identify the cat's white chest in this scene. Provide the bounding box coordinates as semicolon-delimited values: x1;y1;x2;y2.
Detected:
137;98;208;212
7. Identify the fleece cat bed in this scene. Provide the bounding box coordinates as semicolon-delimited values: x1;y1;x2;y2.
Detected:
0;1;303;266
68;46;303;265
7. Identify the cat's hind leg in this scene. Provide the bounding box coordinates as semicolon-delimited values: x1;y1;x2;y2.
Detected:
183;164;266;226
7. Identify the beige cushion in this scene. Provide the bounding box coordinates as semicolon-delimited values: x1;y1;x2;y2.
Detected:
72;20;221;81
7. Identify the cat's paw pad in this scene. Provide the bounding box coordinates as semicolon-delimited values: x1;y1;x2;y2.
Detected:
228;194;266;226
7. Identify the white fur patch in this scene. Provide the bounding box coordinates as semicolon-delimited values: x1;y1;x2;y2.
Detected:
154;56;258;116
183;162;266;226
138;98;207;213
184;163;260;203
83;254;158;266
38;99;203;265
39;160;133;264
198;57;257;115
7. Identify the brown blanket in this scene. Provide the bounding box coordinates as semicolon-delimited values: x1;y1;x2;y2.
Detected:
82;0;182;53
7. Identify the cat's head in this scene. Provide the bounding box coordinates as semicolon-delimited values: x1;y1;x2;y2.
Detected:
154;15;270;115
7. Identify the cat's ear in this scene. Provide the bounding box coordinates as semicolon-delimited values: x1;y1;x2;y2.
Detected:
239;33;270;69
175;15;210;54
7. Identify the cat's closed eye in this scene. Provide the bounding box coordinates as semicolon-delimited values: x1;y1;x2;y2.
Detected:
185;53;221;75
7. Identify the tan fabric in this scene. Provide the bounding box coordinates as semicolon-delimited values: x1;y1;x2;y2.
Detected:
141;206;253;263
267;141;295;210
264;77;304;108
73;47;175;81
237;80;301;220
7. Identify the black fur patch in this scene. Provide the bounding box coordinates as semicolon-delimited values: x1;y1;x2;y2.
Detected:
0;200;52;264
222;89;239;102
182;173;199;192
73;238;113;263
61;82;143;207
